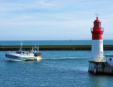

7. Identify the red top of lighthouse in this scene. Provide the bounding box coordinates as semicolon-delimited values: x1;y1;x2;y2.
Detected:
91;17;104;40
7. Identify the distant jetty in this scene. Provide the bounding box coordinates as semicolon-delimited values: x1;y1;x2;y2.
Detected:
0;45;113;51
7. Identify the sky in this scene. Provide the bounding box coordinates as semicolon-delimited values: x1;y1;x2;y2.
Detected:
0;0;113;40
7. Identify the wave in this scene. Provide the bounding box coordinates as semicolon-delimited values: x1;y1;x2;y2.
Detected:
6;59;23;62
43;57;90;60
5;57;90;62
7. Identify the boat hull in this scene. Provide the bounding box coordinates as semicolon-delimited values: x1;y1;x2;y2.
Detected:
5;53;42;62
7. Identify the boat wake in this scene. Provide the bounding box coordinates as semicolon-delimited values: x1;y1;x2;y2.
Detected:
43;57;90;60
7;59;23;62
6;57;90;62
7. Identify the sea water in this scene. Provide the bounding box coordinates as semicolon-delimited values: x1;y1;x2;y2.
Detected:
0;40;113;87
0;50;113;87
0;40;113;46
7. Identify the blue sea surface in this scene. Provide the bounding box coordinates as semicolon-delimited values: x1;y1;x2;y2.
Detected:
0;50;113;87
0;40;113;46
0;40;113;87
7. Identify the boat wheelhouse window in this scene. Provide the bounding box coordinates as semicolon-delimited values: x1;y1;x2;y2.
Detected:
110;58;112;61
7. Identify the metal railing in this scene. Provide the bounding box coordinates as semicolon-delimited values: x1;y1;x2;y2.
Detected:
90;28;104;32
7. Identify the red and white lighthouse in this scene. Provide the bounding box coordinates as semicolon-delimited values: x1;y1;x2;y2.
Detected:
91;17;104;62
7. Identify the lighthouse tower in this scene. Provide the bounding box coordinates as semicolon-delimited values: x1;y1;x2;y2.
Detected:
89;17;113;74
91;17;104;62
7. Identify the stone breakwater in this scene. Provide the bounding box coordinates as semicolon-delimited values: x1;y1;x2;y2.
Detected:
0;45;113;51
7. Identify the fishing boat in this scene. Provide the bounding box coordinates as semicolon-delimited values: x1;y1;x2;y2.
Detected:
5;43;42;61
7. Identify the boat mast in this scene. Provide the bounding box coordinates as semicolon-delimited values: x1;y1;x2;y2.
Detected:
38;41;40;52
20;42;23;51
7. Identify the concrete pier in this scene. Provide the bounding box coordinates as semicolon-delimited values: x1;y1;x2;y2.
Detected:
88;61;113;75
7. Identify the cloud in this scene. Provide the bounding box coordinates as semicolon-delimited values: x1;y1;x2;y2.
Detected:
0;0;113;40
36;0;57;7
0;0;58;12
0;10;93;28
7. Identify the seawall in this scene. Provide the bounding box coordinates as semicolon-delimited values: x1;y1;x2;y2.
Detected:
0;45;113;51
88;61;113;75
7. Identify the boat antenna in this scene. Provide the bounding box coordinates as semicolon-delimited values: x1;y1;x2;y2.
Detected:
38;41;40;52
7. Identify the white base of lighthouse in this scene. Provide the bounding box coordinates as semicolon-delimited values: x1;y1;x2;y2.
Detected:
91;40;104;62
